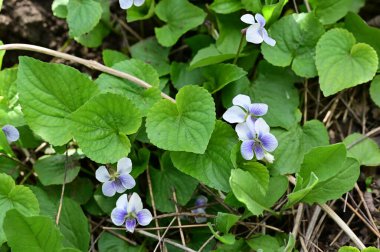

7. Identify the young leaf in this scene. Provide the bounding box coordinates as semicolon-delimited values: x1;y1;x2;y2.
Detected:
209;0;243;14
171;121;237;191
370;76;380;107
4;209;62;252
190;44;237;69
247;235;282;251
102;49;128;67
74;22;110;48
215;213;240;234
17;57;99;146
343;133;380;166
69;93;142;163
98;232;146;252
127;0;155;23
309;0;352;25
316;28;378;96
67;0;102;37
154;0;207;47
146;85;215;154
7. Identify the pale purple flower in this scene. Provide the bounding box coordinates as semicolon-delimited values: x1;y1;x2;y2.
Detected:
191;195;208;223
241;13;276;47
119;0;145;9
96;157;136;197
223;94;268;124
236;118;278;161
2;125;19;143
111;193;153;233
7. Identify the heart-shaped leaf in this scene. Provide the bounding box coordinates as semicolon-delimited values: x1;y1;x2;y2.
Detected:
146;85;215;154
316;28;378;96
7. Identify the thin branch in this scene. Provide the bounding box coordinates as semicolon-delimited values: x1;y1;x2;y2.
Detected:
198;234;215;252
104;229;137;246
56;146;68;225
154;218;176;252
172;189;186;246
103;223;210;231
292;203;304;239
0;43;175;103
155;212;216;219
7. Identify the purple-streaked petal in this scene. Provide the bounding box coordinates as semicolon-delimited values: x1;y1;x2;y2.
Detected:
191;208;207;223
116;194;129;210
222;106;246;124
127;192;143;213
232;94;251;110
117;157;132;174
260;133;278;152
102;181;117;197
246;24;263;44
95;166;111;183
125;218;136;233
235;123;254;141
195;195;208;208
118;174;136;190
253;144;265;160
119;0;133;9
249;103;268;116
2;125;19;143
134;0;145;6
241;140;255;160
262;29;276;47
255;13;266;27
111;207;127;226
114;179;127;194
254;118;270;137
241;14;256;24
136;209;153;226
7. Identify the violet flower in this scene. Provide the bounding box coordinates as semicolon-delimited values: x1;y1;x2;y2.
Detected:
1;125;20;143
236;118;278;161
241;13;276;47
111;193;153;233
119;0;145;9
191;195;208;223
223;94;268;124
96;157;136;197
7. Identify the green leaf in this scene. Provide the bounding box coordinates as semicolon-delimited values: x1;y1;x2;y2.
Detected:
17;57;99;146
130;37;171;76
238;162;269;195
208;223;236;245
363;248;380;252
98;232;146;252
345;12;380;70
209;0;243;14
262;13;325;78
242;0;262;13
4;209;62;252
215;13;245;54
0;41;4;69
247;235;282;251
339;247;360;252
170;62;204;90
148;152;198;212
0;156;19;179
59;198;90;251
271;120;329;174
146;85;215;154
171;121;236;191
67;0;102;37
285;173;319;208
343;133;380;166
262;0;288;26
316;28;378;96
127;0;155;22
215;213;240;234
75;22;110;48
69;93;142;163
29;186;58;218
190;44;238;69
34;154;81;186
154;0;207;47
93;187;117;215
52;0;69;18
309;0;352;25
95;59;161;116
230;169;288;216
0;173;39;245
370;75;380;107
102;49;128;67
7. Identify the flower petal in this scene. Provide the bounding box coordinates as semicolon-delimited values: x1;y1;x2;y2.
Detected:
127;192;143;213
119;174;136;190
119;0;133;9
194;195;208;208
262;29;276;47
249;103;268;116
235;123;254;141
114;179;127;194
102;181;117;197
2;125;20;143
125;218;137;233
111;207;127;226
116;194;129;209
260;133;278;152
264;152;275;163
134;0;145;6
240;14;255;24
191;208;207;223
254;118;270;137
241;140;255;160
232;94;251;110
222;106;246;124
246;24;263;44
255;13;266;27
136;209;153;226
95;166;111;183
117;157;132;174
253;144;265;160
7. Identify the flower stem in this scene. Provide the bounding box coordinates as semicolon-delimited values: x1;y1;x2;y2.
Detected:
233;33;245;65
